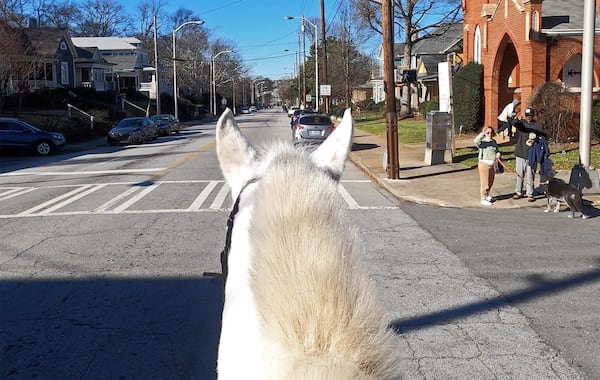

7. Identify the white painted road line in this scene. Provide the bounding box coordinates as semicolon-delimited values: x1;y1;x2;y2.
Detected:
0;187;35;201
40;184;107;215
18;185;94;216
111;184;159;213
0;168;166;177
337;183;360;209
188;181;219;210
210;183;230;210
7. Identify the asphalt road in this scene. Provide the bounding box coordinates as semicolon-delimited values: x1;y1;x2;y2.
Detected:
400;202;600;379
1;109;597;379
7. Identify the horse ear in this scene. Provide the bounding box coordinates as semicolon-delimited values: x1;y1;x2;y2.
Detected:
310;108;353;181
216;108;258;197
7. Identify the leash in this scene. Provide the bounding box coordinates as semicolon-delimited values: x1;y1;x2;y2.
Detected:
496;157;545;187
219;177;259;285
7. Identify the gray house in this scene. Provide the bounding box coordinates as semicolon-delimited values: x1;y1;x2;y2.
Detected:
371;22;463;112
71;37;155;95
411;23;463;106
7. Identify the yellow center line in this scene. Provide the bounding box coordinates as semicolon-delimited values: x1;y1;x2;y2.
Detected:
151;139;216;179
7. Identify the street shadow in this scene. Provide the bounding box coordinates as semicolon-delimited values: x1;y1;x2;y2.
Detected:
1;276;223;379
390;261;600;334
352;143;380;151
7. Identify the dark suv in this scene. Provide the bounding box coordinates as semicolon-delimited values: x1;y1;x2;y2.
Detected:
0;117;66;155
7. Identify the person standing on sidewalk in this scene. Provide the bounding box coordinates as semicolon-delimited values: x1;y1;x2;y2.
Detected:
474;126;501;206
512;107;547;202
497;99;520;139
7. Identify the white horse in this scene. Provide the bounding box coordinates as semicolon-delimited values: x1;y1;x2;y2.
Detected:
216;108;400;379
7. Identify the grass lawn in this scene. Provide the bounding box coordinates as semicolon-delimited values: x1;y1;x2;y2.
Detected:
354;114;600;171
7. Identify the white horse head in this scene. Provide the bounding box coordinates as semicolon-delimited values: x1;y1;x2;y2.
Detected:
216;108;399;379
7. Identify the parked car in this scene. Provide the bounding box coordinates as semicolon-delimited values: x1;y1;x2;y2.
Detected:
292;114;335;145
150;114;180;136
290;109;315;128
0;117;65;155
287;106;300;117
240;106;250;114
107;117;158;146
249;105;257;112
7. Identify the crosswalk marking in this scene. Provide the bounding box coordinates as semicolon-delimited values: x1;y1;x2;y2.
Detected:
94;186;140;212
189;181;219;210
210;182;230;210
40;184;106;215
111;183;159;213
18;185;95;216
337;183;360;209
0;187;35;201
0;180;398;218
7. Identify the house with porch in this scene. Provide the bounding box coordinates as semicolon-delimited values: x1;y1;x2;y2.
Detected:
411;23;463;106
71;37;155;96
462;0;600;129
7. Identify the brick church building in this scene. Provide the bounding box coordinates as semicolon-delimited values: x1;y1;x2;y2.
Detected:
462;0;600;129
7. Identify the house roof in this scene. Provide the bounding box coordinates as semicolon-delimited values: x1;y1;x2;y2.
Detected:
541;0;600;34
71;36;141;51
21;27;74;57
412;23;463;55
74;46;114;67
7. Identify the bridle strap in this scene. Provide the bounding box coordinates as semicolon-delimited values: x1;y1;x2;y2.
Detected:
220;178;259;285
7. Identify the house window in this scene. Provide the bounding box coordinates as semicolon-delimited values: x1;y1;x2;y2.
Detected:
474;26;481;64
532;11;540;32
60;62;69;85
60;41;67;50
531;11;540;40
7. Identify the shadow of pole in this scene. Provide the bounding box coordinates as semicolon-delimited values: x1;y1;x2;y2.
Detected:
390;263;600;334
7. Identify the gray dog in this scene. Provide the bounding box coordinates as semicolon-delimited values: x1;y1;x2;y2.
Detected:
544;178;588;219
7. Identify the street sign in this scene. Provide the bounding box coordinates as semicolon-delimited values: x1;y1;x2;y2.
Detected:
306;94;312;102
320;85;331;96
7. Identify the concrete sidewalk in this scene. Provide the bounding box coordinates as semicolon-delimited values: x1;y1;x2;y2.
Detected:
349;128;600;210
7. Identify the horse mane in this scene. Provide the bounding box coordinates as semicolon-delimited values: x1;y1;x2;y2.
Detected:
248;142;400;379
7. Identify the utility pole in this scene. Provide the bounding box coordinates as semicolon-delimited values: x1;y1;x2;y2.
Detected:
153;15;160;114
301;19;307;109
382;0;399;179
320;0;328;113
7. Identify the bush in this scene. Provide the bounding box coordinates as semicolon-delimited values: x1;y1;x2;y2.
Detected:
528;81;579;142
452;62;484;133
419;98;439;116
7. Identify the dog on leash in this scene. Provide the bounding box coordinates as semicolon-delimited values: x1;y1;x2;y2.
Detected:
544;178;588;219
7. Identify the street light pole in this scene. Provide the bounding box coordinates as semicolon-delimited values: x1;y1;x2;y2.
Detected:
285;16;318;112
212;50;232;115
172;20;204;120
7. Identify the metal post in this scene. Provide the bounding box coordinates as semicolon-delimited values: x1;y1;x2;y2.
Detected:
153;15;160;114
212;50;232;115
579;0;595;168
172;20;204;120
172;29;178;119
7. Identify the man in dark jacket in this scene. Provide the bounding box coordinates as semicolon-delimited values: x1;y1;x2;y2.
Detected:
512;107;547;202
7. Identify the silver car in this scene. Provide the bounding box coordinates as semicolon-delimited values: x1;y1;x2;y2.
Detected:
292;114;335;145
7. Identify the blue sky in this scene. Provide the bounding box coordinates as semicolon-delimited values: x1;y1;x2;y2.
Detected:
160;0;360;80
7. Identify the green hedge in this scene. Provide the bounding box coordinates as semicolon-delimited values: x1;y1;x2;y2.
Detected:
452;62;484;133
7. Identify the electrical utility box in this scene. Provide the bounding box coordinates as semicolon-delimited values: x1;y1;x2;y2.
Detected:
425;111;452;165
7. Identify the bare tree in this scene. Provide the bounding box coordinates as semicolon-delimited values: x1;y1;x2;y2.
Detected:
0;21;41;113
0;0;31;26
135;0;168;44
39;0;80;29
74;0;133;36
351;0;462;114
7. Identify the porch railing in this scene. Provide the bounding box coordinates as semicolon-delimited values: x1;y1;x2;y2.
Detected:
67;103;95;130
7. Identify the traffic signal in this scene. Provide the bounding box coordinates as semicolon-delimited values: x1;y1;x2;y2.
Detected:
401;69;417;84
